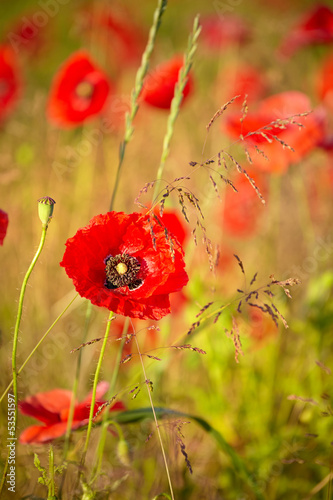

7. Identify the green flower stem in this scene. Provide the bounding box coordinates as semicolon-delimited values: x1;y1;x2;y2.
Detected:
152;15;201;202
109;0;167;211
63;301;93;461
82;311;114;459
12;223;48;433
0;293;78;404
90;318;129;482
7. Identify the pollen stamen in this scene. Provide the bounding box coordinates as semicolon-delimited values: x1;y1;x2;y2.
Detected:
105;254;142;291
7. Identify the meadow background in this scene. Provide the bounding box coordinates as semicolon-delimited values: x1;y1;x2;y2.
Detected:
1;0;333;498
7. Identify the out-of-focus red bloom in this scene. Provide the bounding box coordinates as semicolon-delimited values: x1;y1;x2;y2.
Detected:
279;5;333;57
141;57;193;110
47;51;112;128
317;53;333;113
222;171;268;238
200;14;250;50
60;211;188;320
0;45;21;123
216;64;268;109
19;382;125;444
0;209;9;245
77;7;144;72
224;91;325;174
247;308;278;344
6;13;50;58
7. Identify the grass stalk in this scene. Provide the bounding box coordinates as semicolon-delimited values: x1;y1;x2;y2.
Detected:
90;318;129;482
109;0;168;211
82;310;114;459
0;293;78;404
152;15;201;202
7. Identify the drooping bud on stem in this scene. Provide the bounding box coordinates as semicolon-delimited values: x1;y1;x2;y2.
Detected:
37;197;56;227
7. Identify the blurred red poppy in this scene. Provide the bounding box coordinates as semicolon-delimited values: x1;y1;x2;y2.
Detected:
279;5;333;57
248;308;278;343
0;209;9;245
77;7;144;72
224;91;325;174
0;45;21;123
60;211;188;320
317;53;333;113
222;171;268;238
47;51;112;128
216;64;268;109
200;14;250;50
6;13;50;58
19;381;125;444
141;56;193;109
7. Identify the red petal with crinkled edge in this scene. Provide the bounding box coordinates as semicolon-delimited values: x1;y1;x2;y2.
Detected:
60;211;189;320
19;382;126;444
18;389;73;425
19;422;69;444
47;50;111;127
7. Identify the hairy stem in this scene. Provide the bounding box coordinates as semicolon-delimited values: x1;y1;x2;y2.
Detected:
12;223;48;433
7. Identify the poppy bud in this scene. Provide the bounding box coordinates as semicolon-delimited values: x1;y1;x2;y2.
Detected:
37;196;56;227
116;439;131;466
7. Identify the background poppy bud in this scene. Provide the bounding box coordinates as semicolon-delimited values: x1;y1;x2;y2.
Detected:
117;439;131;466
37;196;56;227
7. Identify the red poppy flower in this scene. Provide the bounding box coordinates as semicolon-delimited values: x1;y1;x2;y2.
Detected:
222;171;268;238
141;57;193;110
224;91;325;174
6;13;50;58
317;53;333;113
145;207;188;247
201;14;250;50
19;381;125;444
216;64;268;109
60;211;189;320
279;5;333;57
47;51;112;128
0;45;21;122
0;209;8;245
247;308;278;344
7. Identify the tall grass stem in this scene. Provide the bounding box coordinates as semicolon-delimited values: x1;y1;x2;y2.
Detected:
109;0;168;211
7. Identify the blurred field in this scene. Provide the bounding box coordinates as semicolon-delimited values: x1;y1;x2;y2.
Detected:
1;0;333;499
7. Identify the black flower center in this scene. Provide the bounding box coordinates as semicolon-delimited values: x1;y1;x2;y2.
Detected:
105;253;142;291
